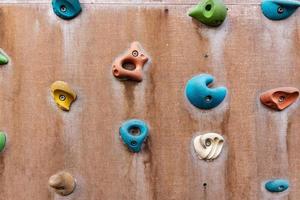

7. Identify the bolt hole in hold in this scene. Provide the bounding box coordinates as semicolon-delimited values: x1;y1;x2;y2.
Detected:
129;126;141;136
60;5;67;12
205;4;212;11
122;62;136;71
278;95;286;103
130;141;138;146
205;95;213;103
278;185;284;190
132;50;139;57
203;183;207;187
205;139;211;146
59;94;66;101
277;6;284;14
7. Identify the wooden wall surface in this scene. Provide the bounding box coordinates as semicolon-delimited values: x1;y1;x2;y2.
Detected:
0;0;299;199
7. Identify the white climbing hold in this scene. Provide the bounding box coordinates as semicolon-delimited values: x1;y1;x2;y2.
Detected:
193;133;224;160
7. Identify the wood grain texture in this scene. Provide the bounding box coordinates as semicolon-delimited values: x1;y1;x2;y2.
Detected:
0;3;299;200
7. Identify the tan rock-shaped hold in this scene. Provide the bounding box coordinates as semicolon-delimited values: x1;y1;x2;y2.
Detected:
112;42;149;82
49;172;76;196
193;133;224;161
260;87;299;111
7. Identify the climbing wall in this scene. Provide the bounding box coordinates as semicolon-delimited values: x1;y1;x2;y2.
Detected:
0;0;299;199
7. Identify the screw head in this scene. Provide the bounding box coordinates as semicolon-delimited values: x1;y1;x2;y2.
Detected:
59;95;66;101
278;185;284;190
130;141;137;146
60;5;67;12
278;96;285;103
277;7;284;14
205;95;212;103
132;50;139;57
205;139;211;146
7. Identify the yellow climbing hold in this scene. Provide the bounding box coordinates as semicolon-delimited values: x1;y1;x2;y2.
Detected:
50;81;77;111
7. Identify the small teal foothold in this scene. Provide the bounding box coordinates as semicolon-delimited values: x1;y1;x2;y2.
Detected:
52;0;82;20
265;179;289;192
119;119;149;153
261;0;300;20
185;74;227;109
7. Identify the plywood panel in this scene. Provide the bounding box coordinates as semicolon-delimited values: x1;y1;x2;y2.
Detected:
0;3;299;200
0;0;262;5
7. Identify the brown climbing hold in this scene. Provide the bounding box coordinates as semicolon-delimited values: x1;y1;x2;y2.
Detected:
112;42;149;82
260;87;299;111
48;172;76;196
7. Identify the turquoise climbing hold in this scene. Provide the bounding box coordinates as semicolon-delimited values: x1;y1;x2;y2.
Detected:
52;0;82;20
119;119;149;153
0;52;8;65
265;179;289;193
261;0;300;20
185;74;227;109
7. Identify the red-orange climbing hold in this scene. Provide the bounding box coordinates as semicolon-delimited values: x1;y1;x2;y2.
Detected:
260;87;299;111
112;42;149;82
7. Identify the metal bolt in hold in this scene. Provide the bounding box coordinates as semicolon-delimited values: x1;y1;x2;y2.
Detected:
131;141;137;146
59;95;66;101
277;7;284;14
205;95;212;103
205;139;211;146
278;96;285;102
60;5;67;12
278;185;284;190
132;50;139;57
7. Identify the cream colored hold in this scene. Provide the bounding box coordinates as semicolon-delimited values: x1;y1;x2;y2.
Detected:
193;133;224;160
48;172;76;196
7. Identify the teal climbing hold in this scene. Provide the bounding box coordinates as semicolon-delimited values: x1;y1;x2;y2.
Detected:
261;0;300;20
185;74;227;109
119;119;149;153
265;179;289;193
0;52;8;65
52;0;82;20
188;0;227;27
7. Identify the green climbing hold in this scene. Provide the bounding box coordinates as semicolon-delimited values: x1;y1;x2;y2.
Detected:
188;0;227;27
0;132;6;152
0;53;8;65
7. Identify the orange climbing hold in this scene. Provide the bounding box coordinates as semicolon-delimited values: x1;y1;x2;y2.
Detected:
260;87;299;111
112;42;149;82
